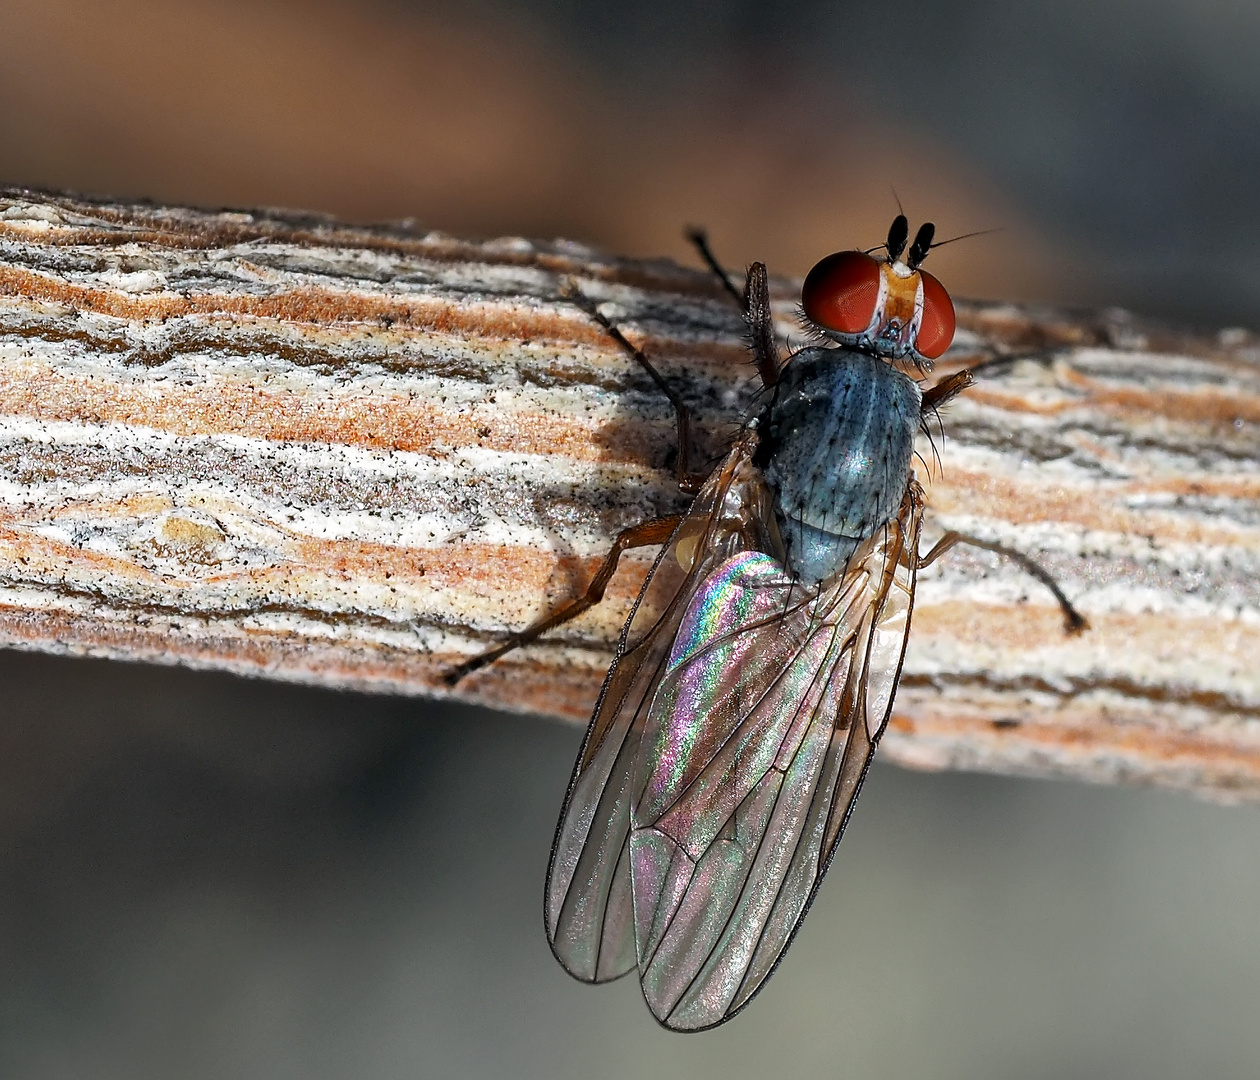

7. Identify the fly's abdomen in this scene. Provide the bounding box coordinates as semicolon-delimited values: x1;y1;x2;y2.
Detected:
764;347;921;583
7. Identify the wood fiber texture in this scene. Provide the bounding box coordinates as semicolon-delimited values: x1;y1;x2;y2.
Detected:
0;189;1256;800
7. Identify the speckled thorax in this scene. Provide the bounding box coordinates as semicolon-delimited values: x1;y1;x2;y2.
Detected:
761;346;921;583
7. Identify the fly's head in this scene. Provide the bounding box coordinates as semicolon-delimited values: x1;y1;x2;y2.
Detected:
800;215;956;369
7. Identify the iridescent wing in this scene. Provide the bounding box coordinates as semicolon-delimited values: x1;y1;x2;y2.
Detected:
545;434;778;983
629;481;924;1031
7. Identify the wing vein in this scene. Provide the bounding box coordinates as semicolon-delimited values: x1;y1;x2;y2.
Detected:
661;621;846;1022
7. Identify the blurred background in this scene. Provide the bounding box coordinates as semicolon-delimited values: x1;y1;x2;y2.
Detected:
2;0;1260;1076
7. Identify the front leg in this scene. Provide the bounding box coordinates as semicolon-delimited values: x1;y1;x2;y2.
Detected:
917;531;1088;634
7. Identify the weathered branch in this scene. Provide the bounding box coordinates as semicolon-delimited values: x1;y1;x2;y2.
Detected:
0;188;1256;800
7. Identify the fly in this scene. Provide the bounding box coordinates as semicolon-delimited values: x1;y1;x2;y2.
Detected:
446;217;1086;1031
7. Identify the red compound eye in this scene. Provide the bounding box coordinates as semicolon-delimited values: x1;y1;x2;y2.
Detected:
801;251;881;334
915;270;955;359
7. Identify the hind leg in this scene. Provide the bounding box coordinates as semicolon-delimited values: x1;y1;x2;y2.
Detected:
444;515;683;684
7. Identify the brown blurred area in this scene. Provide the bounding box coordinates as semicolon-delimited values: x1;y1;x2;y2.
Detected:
3;2;1260;1077
0;0;1071;300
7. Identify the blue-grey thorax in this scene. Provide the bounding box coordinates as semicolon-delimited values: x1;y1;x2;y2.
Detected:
763;346;921;583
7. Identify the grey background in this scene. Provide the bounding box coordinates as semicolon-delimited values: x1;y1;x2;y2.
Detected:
3;650;1259;1079
1;0;1259;1076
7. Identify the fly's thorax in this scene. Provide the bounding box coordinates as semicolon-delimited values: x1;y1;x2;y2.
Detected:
763;347;921;583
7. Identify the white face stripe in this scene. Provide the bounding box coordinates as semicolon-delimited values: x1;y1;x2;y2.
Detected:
862;271;891;337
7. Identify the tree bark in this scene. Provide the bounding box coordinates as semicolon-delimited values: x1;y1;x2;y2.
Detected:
0;188;1257;800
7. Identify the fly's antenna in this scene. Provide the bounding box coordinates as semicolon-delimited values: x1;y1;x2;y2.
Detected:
907;222;935;270
885;189;910;261
886;215;909;262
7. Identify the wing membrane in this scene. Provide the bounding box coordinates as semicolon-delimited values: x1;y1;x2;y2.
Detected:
631;484;925;1030
545;435;778;982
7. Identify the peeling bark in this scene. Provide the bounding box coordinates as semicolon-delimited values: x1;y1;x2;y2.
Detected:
0;188;1257;800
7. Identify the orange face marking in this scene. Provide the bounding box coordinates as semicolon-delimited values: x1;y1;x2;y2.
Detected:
878;263;922;334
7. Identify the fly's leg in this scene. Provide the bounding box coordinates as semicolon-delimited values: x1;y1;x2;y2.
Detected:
686;229;781;389
921;369;974;412
742;262;781;389
562;283;709;494
443;515;683;685
914;366;1084;633
451;275;710;685
917;532;1088;634
686;227;745;309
